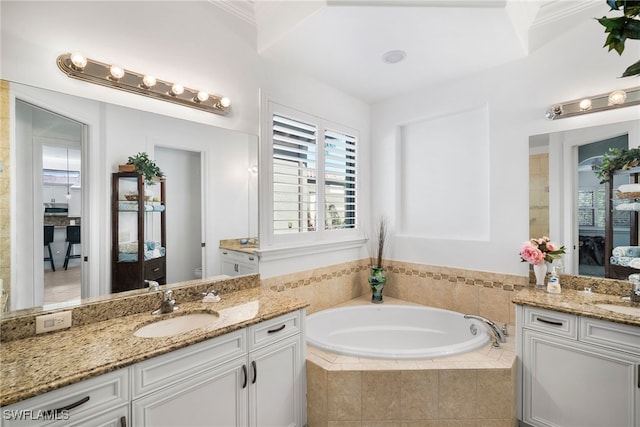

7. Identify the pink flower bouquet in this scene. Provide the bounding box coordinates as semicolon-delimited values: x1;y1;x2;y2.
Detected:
520;236;566;265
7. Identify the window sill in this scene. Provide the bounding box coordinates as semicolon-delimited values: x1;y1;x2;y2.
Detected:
255;237;367;262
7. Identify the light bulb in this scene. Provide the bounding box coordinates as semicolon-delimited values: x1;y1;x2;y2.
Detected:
70;53;87;70
608;90;627;106
170;83;184;96
579;98;592;111
109;64;125;80
220;97;231;108
196;91;209;102
141;75;156;88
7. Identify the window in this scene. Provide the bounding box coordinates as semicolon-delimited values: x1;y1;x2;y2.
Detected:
269;105;358;242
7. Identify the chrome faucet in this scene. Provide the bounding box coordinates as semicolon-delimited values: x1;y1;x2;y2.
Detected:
152;289;179;315
464;314;507;348
146;280;160;292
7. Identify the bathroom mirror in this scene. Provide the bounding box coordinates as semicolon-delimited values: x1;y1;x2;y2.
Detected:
529;119;640;279
4;81;259;315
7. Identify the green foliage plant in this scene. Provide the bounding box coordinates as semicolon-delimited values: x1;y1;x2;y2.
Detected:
595;147;640;183
597;0;640;77
126;152;164;185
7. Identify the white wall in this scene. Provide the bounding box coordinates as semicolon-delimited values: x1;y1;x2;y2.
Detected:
371;16;640;276
1;1;372;283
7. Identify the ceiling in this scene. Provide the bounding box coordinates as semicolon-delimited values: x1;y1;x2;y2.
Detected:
213;0;604;104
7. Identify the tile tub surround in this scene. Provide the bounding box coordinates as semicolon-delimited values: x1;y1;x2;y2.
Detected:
306;296;517;427
1;273;260;342
0;284;308;407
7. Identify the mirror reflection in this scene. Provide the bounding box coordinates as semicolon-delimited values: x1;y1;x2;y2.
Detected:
529;119;640;279
4;81;258;314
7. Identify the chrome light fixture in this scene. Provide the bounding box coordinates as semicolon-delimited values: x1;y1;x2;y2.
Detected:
545;87;639;120
57;53;231;116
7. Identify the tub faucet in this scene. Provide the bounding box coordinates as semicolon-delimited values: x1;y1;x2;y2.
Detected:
152;289;179;315
464;314;507;348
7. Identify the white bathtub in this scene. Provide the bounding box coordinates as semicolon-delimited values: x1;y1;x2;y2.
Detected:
306;304;491;359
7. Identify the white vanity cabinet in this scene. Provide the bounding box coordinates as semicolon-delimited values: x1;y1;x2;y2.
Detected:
1;368;129;427
517;305;640;427
132;309;305;427
220;250;258;276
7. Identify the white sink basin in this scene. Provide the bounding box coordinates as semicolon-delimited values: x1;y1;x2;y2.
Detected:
595;303;640;317
134;312;219;338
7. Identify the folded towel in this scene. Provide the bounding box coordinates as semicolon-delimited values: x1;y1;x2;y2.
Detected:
628;258;640;270
153;204;165;212
612;246;640;258
616;203;640;211
618;183;640;193
119;241;139;254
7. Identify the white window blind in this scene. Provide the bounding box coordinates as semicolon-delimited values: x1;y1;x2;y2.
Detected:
272;114;318;234
324;129;357;230
271;111;358;237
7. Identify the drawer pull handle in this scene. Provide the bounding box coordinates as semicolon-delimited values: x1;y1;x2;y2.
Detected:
152;267;160;272
120;416;127;427
249;256;255;261
267;324;286;334
242;364;248;389
45;395;90;417
536;317;564;327
251;360;257;384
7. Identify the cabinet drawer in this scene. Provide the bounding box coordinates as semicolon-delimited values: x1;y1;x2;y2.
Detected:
580;317;640;355
144;257;165;281
2;368;129;427
523;306;578;339
220;250;258;266
249;310;302;351
133;329;246;398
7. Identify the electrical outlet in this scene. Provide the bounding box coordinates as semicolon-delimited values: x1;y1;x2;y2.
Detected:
36;311;72;334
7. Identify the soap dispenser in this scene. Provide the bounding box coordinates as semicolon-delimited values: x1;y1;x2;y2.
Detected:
547;265;561;294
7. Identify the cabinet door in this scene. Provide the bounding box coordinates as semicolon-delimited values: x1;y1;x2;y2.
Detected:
522;329;638;427
248;334;303;427
132;357;248;427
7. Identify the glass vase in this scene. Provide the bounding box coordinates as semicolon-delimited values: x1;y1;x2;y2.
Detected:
533;262;547;290
369;266;387;303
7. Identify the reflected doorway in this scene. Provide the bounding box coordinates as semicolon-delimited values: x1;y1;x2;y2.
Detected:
14;100;85;310
577;135;628;277
155;147;203;283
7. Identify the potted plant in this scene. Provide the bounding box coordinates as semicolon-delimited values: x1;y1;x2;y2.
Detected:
125;152;164;185
369;216;388;303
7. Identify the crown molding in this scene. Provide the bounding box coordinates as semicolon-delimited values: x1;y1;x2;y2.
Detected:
208;0;256;25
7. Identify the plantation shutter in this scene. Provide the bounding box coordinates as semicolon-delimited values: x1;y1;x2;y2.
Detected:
324;129;357;230
272;113;318;234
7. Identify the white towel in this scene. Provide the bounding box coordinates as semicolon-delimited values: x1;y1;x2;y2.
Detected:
628;258;640;269
618;183;640;193
616;203;640;211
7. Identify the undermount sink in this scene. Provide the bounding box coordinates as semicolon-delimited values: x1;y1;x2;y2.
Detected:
134;312;219;338
594;302;640;317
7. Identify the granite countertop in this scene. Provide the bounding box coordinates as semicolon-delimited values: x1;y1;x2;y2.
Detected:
513;288;640;328
0;287;308;407
219;238;258;254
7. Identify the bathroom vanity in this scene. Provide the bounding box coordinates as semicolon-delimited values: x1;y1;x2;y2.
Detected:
514;289;640;427
0;282;307;427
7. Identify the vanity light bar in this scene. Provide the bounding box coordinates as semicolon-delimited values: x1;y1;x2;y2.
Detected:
545;86;640;120
57;53;231;116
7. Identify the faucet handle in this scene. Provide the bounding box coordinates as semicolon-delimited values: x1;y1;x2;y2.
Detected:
163;289;173;301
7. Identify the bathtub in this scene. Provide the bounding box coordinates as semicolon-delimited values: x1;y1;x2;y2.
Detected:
306;304;491;359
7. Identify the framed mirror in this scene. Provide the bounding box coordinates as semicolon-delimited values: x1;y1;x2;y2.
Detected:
3;81;258;314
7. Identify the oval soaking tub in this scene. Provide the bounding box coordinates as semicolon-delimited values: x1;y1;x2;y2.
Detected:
306;304;490;359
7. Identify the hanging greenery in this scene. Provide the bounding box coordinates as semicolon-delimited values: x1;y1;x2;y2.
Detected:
595;147;640;183
597;0;640;78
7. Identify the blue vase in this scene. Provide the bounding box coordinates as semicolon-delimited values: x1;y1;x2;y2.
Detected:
369;266;386;303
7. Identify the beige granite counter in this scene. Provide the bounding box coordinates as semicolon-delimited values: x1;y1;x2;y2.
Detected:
219;238;258;254
513;287;639;327
0;287;308;407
